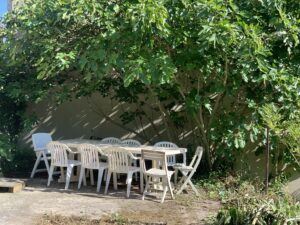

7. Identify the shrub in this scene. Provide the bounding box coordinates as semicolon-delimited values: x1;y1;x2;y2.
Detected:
200;174;300;225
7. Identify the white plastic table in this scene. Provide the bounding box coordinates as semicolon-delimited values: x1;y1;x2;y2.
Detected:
58;139;187;162
56;139;187;190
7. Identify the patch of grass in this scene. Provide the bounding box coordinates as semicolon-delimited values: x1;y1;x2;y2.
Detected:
37;214;102;225
196;173;300;224
37;214;167;225
107;213;130;225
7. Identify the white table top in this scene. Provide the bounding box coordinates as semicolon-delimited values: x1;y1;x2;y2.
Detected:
57;139;187;156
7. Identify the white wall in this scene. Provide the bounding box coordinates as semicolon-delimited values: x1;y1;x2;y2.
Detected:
20;94;166;148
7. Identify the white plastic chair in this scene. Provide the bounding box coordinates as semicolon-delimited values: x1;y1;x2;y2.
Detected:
78;144;108;192
121;139;141;181
100;137;121;179
47;141;81;190
154;141;178;166
141;150;175;203
30;133;52;178
104;147;143;198
100;137;121;145
121;139;141;147
173;146;204;196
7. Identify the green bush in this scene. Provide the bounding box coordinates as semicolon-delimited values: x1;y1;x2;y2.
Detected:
214;195;300;225
1;148;35;177
200;174;300;225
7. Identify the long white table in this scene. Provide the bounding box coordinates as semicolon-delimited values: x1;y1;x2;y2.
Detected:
56;139;187;192
58;139;187;164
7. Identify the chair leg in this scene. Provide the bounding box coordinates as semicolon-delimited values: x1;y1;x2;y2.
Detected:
126;172;133;198
60;167;65;181
113;172;118;190
174;169;178;185
47;165;55;186
97;168;105;192
90;169;94;185
161;184;168;203
30;152;42;178
167;177;174;200
41;151;50;176
104;171;112;194
83;169;87;186
133;160;138;181
65;165;74;190
142;176;150;201
176;176;189;195
188;180;199;196
104;169;107;182
78;166;85;190
139;171;144;193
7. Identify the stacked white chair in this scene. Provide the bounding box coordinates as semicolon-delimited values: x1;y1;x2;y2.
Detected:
47;141;81;190
30;133;52;178
104;147;143;198
173;146;204;196
100;137;121;145
121;139;141;181
154;141;178;166
121;139;141;147
78;144;108;192
100;137;121;180
141;150;174;203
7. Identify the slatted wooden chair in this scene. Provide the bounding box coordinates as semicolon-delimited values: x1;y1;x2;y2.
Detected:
173;146;203;196
78;144;108;192
47;141;81;190
154;141;178;166
104;147;143;198
141;150;174;203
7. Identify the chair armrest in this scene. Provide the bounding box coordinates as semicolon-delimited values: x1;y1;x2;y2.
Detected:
66;147;77;154
129;153;139;161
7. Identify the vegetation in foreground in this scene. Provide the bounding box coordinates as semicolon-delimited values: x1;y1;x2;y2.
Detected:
199;174;300;225
35;174;300;225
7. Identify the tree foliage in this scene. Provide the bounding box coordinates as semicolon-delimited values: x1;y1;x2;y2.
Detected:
260;104;300;170
1;0;300;172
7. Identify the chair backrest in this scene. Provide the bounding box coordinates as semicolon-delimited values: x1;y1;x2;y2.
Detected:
101;137;121;145
79;144;105;169
32;133;52;153
141;150;168;175
154;141;178;148
121;139;141;147
46;141;71;167
106;147;133;173
154;141;178;166
189;146;204;169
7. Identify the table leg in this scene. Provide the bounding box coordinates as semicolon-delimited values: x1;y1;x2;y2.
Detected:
183;152;187;165
140;171;144;193
113;172;118;190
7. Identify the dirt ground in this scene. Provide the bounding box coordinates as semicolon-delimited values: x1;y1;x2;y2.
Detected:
0;178;220;225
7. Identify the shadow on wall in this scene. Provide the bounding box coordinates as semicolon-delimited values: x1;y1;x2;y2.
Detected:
20;93;195;149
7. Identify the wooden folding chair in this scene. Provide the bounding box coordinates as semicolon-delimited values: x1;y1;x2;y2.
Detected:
141;150;175;203
174;146;203;196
